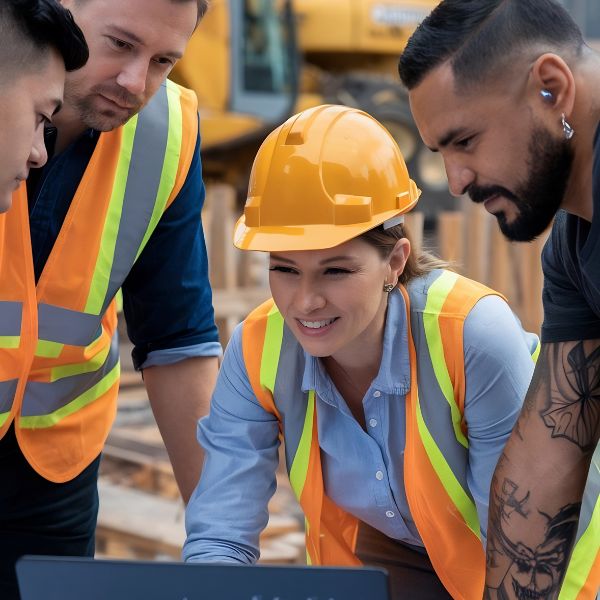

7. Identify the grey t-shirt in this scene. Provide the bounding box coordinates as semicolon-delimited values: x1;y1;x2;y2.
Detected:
541;124;600;342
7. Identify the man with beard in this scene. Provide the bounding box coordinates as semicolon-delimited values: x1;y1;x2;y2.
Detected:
0;0;220;598
398;1;599;598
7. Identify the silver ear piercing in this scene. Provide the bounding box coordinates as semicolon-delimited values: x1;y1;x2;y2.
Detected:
540;89;554;102
561;113;575;140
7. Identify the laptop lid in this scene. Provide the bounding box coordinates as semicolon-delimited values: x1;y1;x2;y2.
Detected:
17;556;390;600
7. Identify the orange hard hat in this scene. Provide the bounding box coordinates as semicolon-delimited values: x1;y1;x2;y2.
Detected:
233;104;421;252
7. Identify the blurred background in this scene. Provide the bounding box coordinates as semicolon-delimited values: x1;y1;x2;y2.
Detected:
102;0;599;564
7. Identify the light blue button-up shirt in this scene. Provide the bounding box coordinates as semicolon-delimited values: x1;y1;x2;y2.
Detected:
184;288;537;564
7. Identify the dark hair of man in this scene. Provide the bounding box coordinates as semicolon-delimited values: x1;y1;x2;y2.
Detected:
398;0;585;91
74;0;209;24
0;0;88;83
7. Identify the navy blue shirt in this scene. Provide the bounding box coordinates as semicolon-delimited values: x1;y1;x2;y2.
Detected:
27;123;220;369
541;124;600;342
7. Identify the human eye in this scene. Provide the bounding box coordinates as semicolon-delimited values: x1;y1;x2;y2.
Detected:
455;134;475;149
324;267;353;276
153;56;175;67
107;36;132;51
269;265;298;275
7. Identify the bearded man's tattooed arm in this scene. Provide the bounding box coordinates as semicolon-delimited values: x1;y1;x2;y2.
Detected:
484;341;600;599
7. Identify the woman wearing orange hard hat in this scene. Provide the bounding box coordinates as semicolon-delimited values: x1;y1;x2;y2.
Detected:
184;105;539;599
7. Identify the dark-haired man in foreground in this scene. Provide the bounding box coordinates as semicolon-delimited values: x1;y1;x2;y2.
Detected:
0;0;87;211
399;0;599;598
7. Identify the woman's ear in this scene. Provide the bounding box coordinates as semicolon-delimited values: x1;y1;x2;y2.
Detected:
388;237;411;283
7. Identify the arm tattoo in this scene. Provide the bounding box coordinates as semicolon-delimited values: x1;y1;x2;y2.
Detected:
541;342;600;451
485;478;581;600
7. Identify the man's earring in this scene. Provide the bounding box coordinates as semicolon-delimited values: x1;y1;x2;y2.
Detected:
561;113;575;140
540;89;554;103
383;283;395;293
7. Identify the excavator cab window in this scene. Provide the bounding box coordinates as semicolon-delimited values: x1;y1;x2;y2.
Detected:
230;0;296;122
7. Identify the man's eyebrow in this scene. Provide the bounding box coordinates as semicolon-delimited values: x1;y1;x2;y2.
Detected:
107;25;183;59
427;127;469;152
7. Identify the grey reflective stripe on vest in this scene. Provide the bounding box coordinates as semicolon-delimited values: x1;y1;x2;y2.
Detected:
0;301;22;336
100;83;171;315
272;326;310;472
407;270;471;496
38;303;101;346
21;334;119;416
0;379;18;413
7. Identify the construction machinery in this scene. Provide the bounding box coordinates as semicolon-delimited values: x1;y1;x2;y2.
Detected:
170;0;448;216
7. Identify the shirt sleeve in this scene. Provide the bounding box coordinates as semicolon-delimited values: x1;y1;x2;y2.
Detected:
462;295;537;545
541;212;600;342
121;122;221;370
183;323;281;564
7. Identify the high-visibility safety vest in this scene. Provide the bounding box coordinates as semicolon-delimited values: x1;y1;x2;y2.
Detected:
0;79;198;483
241;269;597;600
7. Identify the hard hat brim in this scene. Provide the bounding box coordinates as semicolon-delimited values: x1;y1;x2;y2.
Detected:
233;203;418;252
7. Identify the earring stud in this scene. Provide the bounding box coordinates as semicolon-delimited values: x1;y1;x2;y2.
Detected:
540;89;554;102
383;283;395;293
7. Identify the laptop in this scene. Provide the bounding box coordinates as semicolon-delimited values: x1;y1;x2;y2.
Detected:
17;556;390;600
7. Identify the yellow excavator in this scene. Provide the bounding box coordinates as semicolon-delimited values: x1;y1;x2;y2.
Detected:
170;0;448;216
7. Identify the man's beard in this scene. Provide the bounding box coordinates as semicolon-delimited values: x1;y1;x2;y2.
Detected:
468;125;574;242
66;81;143;132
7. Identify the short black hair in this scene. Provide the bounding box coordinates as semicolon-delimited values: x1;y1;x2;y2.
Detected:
398;0;584;91
0;0;88;79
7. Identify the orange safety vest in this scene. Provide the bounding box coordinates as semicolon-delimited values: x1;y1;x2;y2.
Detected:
0;80;198;483
239;268;597;599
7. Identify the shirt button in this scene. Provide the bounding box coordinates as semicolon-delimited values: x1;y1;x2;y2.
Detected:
373;390;381;398
386;510;395;518
369;418;378;428
375;470;384;481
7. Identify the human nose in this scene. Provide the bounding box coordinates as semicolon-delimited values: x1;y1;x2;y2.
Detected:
294;278;326;314
28;126;48;169
115;59;148;96
444;156;475;197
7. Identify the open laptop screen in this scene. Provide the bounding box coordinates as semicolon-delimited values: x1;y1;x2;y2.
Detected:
17;556;390;600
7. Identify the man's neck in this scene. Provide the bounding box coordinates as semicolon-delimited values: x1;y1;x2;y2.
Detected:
52;106;88;155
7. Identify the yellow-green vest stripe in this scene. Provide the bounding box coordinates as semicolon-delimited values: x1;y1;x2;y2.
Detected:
260;304;284;393
0;336;20;349
49;342;112;383
19;362;120;429
0;412;9;427
422;270;469;448
289;390;316;501
416;392;481;537
35;339;64;358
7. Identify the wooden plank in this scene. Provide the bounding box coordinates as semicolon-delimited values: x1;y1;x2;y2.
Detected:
97;480;300;561
437;211;464;270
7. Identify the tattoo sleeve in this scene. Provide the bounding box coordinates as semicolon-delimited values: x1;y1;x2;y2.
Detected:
484;341;600;599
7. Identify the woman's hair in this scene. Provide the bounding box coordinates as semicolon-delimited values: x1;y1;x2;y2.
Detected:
359;222;448;286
